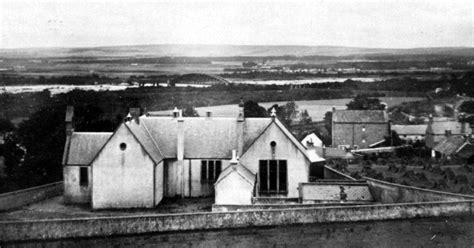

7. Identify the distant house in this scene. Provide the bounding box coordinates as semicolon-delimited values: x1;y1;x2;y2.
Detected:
62;103;325;209
391;124;427;142
332;109;390;149
433;136;474;162
301;133;323;148
425;116;472;149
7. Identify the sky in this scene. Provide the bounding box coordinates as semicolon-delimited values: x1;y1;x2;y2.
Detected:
0;0;473;49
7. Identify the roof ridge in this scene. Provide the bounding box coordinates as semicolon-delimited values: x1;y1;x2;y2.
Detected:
123;123;163;164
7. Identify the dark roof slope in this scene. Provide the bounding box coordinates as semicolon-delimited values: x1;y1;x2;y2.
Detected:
332;110;388;123
65;132;112;165
125;121;164;163
433;136;468;156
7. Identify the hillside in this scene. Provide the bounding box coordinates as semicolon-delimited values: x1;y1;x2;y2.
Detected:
1;44;473;58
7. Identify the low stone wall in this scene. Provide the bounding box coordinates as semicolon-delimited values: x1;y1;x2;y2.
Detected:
299;181;373;203
365;177;474;203
1;200;472;242
212;202;373;212
0;182;63;212
323;165;356;180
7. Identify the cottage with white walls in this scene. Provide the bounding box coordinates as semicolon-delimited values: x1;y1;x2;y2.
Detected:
62;101;325;209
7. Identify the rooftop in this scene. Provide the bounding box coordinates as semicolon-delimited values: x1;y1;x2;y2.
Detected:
332;110;388;123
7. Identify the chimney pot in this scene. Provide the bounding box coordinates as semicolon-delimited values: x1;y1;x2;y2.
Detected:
65;105;74;136
129;108;140;124
230;150;238;164
173;107;179;118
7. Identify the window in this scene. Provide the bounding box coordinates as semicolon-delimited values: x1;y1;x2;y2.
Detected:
119;143;127;151
201;160;222;183
259;160;287;194
309;163;323;182
79;167;88;187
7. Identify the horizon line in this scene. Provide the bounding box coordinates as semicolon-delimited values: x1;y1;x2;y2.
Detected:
1;43;473;51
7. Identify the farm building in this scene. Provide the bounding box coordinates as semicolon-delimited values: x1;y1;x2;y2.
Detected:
331;108;390;149
433;135;474;162
301;133;323;148
62;102;325;209
425;116;472;149
391;124;427;142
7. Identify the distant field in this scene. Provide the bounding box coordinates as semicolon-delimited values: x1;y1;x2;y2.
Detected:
154;97;425;121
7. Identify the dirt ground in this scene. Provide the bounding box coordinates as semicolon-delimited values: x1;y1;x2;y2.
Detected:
0;196;214;221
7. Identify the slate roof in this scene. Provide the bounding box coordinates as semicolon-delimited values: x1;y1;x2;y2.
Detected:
314;146;355;159
142;116;271;159
215;162;256;186
457;143;474;159
433;136;468;156
65;132;112;165
332;110;388;123
125;121;164;163
426;121;470;135
391;125;428;135
64;114;317;165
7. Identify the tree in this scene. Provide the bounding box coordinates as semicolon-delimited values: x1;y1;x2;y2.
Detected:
244;101;268;118
269;101;299;126
346;95;385;110
0;119;15;132
323;111;332;139
384;130;404;147
182;104;199;117
299;109;312;125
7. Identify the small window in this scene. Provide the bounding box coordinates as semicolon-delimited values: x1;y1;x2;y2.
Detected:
79;167;88;187
120;143;127;150
201;160;222;183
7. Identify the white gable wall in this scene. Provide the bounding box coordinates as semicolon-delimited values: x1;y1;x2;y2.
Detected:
240;122;309;198
215;172;253;205
92;125;156;209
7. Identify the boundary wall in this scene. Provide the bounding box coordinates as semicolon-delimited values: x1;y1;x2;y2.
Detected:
0;182;63;212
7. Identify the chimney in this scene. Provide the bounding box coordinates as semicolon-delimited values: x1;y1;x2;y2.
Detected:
206;110;212;118
177;109;185;197
172;107;179;118
65;105;74;137
332;106;336;113
429;114;433;124
237;99;245;156
129;108;140;124
461;121;469;135
237;98;244;122
445;129;452;137
230;150;238;168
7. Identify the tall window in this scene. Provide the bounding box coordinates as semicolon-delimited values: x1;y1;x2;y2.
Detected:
201;160;222;183
79;167;88;187
259;160;287;194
